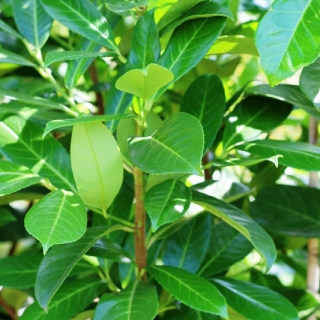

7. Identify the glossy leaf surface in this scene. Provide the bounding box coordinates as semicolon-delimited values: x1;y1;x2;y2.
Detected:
71;122;123;211
0;160;42;196
250;185;320;237
0;47;36;67
35;227;109;309
211;155;281;168
105;0;149;12
238;139;320;171
192;190;276;271
129;112;204;175
41;0;118;52
149;266;227;318
181;74;225;153
212;278;299;320
25;189;87;254
256;0;320;86
145;179;191;232
13;0;53;48
94;281;158;320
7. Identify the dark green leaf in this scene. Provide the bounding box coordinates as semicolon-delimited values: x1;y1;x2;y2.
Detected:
129;112;204;175
94;281;158;320
0;116;77;192
35;226;110;309
181;74;225;153
145;179;191;232
0;47;36;67
13;0;53;49
0;208;17;227
166;305;220;320
300;57;320;109
223;96;292;150
43;113;135;137
22;278;104;319
0;19;23;40
212;278;299;320
210;155;282;168
0;160;42;196
250;185;320;237
198;222;253;277
238;139;320;171
192;190;276;271
25;189;87;254
149;265;227;317
163;213;211;273
255;0;320;86
0;254;42;288
105;0;149;13
41;0;118;52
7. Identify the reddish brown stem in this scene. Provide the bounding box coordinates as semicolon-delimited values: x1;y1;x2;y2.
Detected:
88;61;104;115
202;152;212;180
0;294;16;320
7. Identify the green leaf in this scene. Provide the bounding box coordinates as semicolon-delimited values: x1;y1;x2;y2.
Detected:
223;96;292;150
94;281;158;320
250;185;320;237
116;63;174;100
210;155;282;168
198;222;253;277
149;265;227;318
300;57;320;109
0;254;42;288
129;112;204;175
12;0;53;49
145;179;191;232
238;139;320;171
0;160;42;196
207;35;259;56
181;74;225;153
163;213;211;273
0;116;77;192
0;19;23;40
44;50;117;68
25;189;87;254
0;89;76;115
35;226;109;309
128;9;159;69
0;47;36;67
212;278;299;320
105;0;149;13
255;0;320;86
0;208;17;227
192;190;276;271
71;122;123;211
41;0;118;52
166;305;220;320
22;278;104;319
43;113;135;137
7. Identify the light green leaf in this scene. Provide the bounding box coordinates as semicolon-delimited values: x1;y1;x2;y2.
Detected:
71;122;123;211
145;179;191;232
0;19;23;40
116;63;174;100
210;155;282;168
105;0;149;13
192;190;276;271
0;47;36;67
43;113;135;137
300;57;320;109
0;116;77;192
149;265;227;318
35;226;109;309
41;0;118;52
163;213;211;273
25;189;87;254
255;0;320;86
22;278;104;320
44;50;117;68
12;0;53;49
0;160;42;196
207;35;259;56
212;278;299;320
0;254;42;288
181;74;225;153
238;139;320;171
94;281;158;320
129;112;204;175
250;185;320;237
0;208;17;227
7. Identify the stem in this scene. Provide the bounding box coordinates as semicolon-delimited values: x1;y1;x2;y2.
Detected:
0;293;16;320
202;152;212;180
307;117;319;320
88;61;104;115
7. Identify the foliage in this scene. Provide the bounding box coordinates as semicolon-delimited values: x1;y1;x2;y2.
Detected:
0;0;319;319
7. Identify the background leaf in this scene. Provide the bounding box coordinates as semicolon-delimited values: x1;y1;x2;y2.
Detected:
0;47;36;67
105;0;149;13
25;189;87;254
0;208;17;227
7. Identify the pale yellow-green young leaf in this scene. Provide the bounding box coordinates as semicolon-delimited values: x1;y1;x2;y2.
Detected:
70;122;123;212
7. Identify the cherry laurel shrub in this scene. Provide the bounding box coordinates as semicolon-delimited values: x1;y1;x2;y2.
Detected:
0;0;320;319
